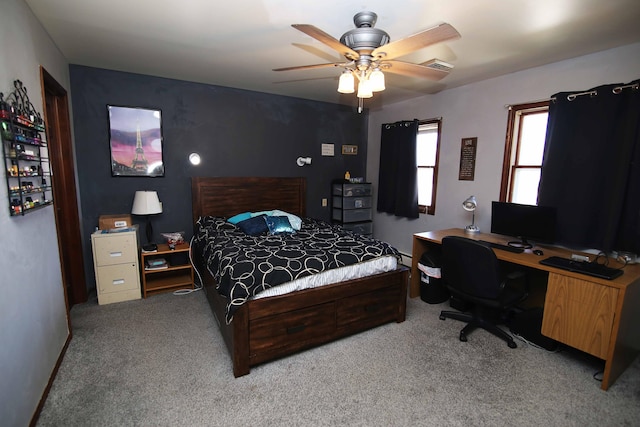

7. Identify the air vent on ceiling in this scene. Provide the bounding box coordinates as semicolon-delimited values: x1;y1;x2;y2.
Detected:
425;59;454;72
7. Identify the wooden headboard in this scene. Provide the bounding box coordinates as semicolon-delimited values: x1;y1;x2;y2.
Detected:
191;177;307;224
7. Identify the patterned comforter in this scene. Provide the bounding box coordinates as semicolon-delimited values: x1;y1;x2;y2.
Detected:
194;216;401;323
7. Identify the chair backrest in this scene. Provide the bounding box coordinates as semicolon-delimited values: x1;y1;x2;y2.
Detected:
441;236;502;299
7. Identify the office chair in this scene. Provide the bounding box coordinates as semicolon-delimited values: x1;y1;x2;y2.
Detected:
438;236;528;348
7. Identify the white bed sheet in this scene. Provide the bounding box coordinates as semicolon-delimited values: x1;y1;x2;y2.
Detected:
251;255;398;300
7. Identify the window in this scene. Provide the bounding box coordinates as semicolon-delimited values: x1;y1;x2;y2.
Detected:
417;119;442;214
500;102;549;205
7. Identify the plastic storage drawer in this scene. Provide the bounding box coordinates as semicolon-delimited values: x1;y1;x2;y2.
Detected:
332;195;372;209
332;208;372;222
332;183;372;197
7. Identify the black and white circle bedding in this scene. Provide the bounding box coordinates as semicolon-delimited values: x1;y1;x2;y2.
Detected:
194;216;401;323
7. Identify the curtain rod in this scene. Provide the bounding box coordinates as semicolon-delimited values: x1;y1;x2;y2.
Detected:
556;82;638;102
382;117;441;127
612;82;639;94
504;83;640;110
505;82;638;108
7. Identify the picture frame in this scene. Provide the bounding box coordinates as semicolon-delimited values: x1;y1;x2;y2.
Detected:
108;105;164;177
458;137;477;181
341;144;358;155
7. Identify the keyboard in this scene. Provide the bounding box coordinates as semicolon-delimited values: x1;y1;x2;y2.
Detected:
539;256;624;280
479;240;525;253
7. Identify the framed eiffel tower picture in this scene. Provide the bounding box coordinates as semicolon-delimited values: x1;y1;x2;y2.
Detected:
108;105;164;177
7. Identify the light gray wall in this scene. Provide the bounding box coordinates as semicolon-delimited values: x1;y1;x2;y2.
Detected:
367;42;640;257
0;1;71;425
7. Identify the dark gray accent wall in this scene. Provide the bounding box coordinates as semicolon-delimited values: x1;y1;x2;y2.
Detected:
70;65;368;292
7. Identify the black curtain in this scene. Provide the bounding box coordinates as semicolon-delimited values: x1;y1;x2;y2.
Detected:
377;120;419;218
538;79;640;253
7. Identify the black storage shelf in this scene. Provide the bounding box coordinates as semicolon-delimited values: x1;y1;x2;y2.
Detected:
2;80;53;217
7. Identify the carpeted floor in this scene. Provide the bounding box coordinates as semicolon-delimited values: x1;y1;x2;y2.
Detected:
37;290;640;426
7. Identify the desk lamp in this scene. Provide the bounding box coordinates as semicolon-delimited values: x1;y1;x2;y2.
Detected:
462;195;479;233
131;190;163;251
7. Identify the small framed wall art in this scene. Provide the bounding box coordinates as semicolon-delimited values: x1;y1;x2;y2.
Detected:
342;144;358;155
108;105;164;177
458;137;477;181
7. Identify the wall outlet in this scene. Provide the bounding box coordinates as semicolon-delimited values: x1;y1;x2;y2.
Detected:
322;198;327;207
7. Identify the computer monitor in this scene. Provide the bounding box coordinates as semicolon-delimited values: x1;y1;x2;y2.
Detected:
490;201;557;248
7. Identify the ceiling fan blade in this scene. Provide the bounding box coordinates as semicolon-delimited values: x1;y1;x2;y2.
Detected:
383;60;451;81
292;24;360;60
372;23;460;61
273;62;351;72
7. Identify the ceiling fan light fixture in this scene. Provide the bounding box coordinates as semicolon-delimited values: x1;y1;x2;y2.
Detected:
369;68;385;92
278;11;460;113
357;79;373;99
337;71;355;93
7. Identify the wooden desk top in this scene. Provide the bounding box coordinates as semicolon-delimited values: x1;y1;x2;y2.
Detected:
414;228;640;289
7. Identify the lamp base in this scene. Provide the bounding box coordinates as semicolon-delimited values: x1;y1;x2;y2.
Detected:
464;225;480;234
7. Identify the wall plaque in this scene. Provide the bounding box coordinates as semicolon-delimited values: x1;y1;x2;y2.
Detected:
458;137;477;181
341;144;358;155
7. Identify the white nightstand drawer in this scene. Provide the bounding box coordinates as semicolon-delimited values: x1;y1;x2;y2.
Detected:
96;263;141;295
93;233;138;266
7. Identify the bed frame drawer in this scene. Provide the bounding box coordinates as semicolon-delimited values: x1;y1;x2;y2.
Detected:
249;302;337;358
337;286;402;331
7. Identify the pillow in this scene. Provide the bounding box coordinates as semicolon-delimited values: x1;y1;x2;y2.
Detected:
250;210;273;218
227;212;251;224
271;209;302;230
236;214;268;236
265;215;295;235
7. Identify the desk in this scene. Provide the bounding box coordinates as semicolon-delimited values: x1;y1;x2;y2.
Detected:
411;228;640;390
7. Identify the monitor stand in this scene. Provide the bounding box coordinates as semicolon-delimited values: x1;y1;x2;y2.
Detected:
507;238;533;250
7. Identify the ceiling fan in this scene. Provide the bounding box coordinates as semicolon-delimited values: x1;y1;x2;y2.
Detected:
273;11;461;112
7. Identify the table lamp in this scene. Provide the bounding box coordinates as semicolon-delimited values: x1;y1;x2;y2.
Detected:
462;195;479;233
131;190;162;251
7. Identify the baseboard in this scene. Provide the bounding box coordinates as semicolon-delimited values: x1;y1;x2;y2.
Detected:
30;331;71;427
398;251;412;268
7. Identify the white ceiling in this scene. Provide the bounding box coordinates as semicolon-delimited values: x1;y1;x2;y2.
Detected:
25;0;640;111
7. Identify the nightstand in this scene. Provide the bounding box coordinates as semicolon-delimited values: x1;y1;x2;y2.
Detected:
91;229;142;305
140;243;194;297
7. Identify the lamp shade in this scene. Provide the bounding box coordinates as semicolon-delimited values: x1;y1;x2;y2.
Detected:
462;195;477;211
337;71;355;94
357;79;373;99
131;191;162;215
369;69;385;92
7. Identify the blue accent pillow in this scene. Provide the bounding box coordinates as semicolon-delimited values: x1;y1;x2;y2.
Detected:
227;212;251;224
271;209;302;230
236;214;268;236
265;215;295;234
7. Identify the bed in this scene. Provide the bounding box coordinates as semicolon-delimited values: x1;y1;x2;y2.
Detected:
191;176;408;377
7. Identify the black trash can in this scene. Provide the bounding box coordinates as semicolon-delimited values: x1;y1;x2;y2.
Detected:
418;252;450;304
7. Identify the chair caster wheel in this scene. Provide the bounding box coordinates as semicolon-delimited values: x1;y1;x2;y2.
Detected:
459;333;467;342
439;315;446;320
507;341;517;349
